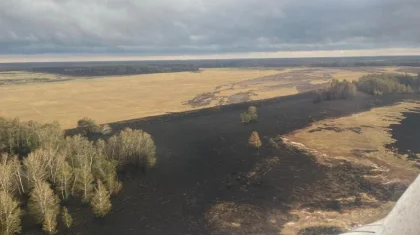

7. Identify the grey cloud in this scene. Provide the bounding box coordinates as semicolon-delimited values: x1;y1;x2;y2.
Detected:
0;0;419;55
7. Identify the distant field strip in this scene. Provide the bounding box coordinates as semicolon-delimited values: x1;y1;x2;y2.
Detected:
0;67;412;128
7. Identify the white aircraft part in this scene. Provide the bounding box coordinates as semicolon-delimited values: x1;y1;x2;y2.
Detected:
340;175;420;235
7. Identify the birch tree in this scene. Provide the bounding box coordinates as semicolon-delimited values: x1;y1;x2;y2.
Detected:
0;191;21;235
28;181;59;235
90;180;111;217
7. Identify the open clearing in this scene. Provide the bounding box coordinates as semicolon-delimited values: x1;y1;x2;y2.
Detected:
0;66;415;128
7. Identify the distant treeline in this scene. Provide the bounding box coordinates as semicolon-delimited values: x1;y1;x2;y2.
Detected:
29;65;200;77
1;56;420;77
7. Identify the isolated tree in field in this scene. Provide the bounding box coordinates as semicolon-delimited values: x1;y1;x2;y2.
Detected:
0;191;21;235
61;207;73;229
90;180;112;217
28;181;59;235
248;131;262;149
77;117;101;137
240;106;258;123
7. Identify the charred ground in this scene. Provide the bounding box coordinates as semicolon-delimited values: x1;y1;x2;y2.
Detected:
40;92;417;235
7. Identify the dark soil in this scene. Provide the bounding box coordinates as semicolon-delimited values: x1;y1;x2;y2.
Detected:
43;93;415;235
298;226;344;235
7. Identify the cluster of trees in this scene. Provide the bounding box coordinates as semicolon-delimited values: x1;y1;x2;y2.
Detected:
314;73;420;102
240;106;258;123
0;117;156;234
356;73;418;95
97;128;156;170
313;79;357;103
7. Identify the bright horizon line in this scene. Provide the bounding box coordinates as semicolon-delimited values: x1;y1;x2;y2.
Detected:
1;47;420;63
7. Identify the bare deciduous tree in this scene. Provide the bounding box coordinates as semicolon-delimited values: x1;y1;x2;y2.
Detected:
55;158;73;200
0;191;21;235
28;181;59;235
0;154;20;195
22;149;50;189
90;180;112;217
73;167;94;203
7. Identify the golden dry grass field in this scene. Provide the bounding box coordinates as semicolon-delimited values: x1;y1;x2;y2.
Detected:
0;67;414;128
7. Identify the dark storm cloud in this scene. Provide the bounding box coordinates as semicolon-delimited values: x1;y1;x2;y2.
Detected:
0;0;419;55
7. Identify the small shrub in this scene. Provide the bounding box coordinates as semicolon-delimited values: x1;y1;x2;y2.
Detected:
248;131;262;149
240;112;252;123
241;106;258;123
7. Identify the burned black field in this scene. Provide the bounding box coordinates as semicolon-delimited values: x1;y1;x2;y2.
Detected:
25;93;417;235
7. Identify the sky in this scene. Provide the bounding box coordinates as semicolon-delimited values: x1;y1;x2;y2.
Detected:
0;0;420;61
